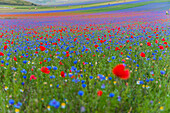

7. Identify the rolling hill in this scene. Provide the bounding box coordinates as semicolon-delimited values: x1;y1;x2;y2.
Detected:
0;0;37;6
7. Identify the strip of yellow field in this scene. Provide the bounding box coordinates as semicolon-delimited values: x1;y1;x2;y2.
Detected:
0;0;138;13
77;0;138;8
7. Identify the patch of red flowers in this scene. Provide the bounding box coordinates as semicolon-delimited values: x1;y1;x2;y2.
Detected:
13;56;17;61
40;67;50;74
97;90;103;96
61;71;65;78
30;75;37;81
39;46;46;51
112;64;130;80
140;52;145;57
4;45;7;50
95;45;98;48
147;42;151;46
0;52;4;56
159;45;164;50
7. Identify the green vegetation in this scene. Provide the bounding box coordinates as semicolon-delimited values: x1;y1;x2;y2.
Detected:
75;0;170;13
0;0;37;6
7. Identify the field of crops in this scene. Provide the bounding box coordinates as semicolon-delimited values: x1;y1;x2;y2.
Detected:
0;1;170;113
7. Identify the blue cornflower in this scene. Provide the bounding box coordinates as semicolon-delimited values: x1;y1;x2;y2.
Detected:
78;91;84;96
53;66;57;70
47;58;51;62
9;99;14;105
73;60;78;64
109;77;112;80
150;71;154;74
21;69;27;74
160;70;165;74
49;99;60;108
149;78;154;81
1;60;4;63
23;60;27;64
101;84;105;89
14;102;22;108
23;76;27;79
147;58;150;60
118;96;121;101
7;53;11;56
12;67;17;71
56;84;59;88
82;84;86;88
109;93;115;98
6;57;10;60
81;80;85;84
50;75;55;79
47;66;52;70
127;55;130;58
89;76;93;79
140;81;144;84
146;79;150;82
21;82;25;85
112;56;116;59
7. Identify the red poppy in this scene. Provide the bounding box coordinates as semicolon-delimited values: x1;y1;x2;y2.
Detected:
0;52;4;56
159;46;164;50
4;45;7;50
66;54;69;57
13;56;17;61
40;67;50;74
112;64;130;80
30;75;37;81
164;42;167;45
95;45;98;48
86;38;90;40
61;71;65;78
148;36;151;38
66;51;69;54
39;46;46;51
59;62;64;65
74;38;77;42
161;38;165;41
140;52;145;57
126;40;129;43
115;47;120;51
97;90;103;96
155;40;158;44
147;42;151;46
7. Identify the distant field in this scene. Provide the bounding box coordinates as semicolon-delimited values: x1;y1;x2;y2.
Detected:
0;0;169;14
0;0;137;11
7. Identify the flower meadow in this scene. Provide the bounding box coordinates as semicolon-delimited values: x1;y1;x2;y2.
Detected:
0;6;170;113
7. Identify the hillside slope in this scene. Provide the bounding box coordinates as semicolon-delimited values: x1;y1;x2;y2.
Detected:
0;0;37;6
